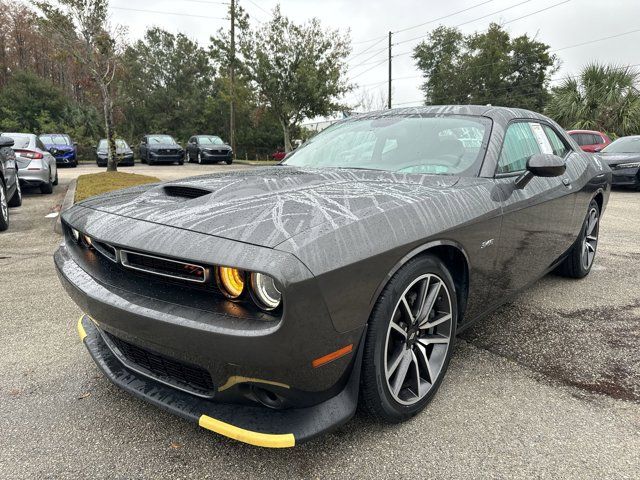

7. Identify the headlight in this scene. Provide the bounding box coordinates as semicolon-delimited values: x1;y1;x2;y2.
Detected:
617;162;640;169
217;266;245;298
250;273;282;311
71;228;80;242
82;234;93;247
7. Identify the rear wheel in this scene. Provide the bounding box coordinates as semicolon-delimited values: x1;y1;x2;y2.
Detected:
52;169;58;186
40;170;53;194
556;199;600;278
360;255;456;422
8;177;21;207
0;180;9;231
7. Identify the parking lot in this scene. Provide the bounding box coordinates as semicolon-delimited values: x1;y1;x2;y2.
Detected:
0;164;638;479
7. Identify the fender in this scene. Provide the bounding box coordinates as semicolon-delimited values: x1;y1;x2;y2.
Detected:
367;239;471;316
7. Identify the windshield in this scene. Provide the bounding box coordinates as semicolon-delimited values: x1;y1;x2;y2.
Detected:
283;114;491;175
40;134;70;145
148;135;176;145
198;136;224;145
98;139;129;150
601;136;640;154
1;134;30;149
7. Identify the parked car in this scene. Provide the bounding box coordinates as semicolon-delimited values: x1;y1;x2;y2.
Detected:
271;148;286;161
0;133;57;194
139;134;184;165
567;129;611;152
39;133;77;167
597;135;640;189
186;135;233;164
0;136;22;231
96;139;134;167
57;106;610;448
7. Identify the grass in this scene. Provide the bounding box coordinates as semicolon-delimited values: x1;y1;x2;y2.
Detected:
75;172;160;203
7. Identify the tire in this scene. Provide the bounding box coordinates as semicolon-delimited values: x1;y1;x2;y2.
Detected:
225;158;233;165
40;172;53;194
0;180;9;231
360;254;457;423
8;177;22;207
197;151;203;164
52;169;58;186
70;161;77;168
556;199;600;278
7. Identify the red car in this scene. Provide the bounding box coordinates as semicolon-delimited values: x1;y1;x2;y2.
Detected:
567;130;612;152
271;149;286;161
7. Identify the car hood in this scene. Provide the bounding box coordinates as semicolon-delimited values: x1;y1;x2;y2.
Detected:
97;148;132;155
45;144;74;151
598;152;640;165
77;167;460;248
147;143;181;150
202;144;231;150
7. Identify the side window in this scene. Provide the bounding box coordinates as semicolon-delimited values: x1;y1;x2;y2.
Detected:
36;138;46;150
591;134;602;145
542;125;570;157
570;133;584;146
497;122;541;174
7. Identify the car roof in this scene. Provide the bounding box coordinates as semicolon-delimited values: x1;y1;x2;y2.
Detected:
40;133;69;136
2;132;36;138
350;105;552;124
566;129;605;135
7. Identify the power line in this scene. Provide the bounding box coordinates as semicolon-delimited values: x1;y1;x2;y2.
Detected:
350;58;388;80
393;0;533;47
110;6;227;20
349;36;387;61
554;28;640;53
245;0;271;16
349;1;497;58
392;0;572;56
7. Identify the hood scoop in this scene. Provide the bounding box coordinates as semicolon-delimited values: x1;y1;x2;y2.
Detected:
163;185;211;200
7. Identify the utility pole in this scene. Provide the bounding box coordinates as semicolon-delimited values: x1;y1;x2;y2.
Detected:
388;31;392;109
229;0;236;153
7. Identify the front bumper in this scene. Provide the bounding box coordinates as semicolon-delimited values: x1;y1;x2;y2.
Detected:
54;151;76;163
610;166;640;186
77;313;362;447
201;150;233;162
149;151;183;163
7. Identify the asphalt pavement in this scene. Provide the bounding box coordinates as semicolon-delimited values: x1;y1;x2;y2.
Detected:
0;164;638;479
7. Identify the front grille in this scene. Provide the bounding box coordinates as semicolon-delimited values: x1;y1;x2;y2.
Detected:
163;185;211;199
93;240;117;262
121;250;207;283
104;331;215;397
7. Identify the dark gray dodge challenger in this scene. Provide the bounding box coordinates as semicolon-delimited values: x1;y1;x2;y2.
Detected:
55;106;611;447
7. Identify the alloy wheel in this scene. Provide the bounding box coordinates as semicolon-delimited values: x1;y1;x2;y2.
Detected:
197;152;202;164
0;185;8;222
582;207;599;270
384;273;453;406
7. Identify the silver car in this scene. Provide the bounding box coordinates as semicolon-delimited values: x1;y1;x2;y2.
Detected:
0;133;58;194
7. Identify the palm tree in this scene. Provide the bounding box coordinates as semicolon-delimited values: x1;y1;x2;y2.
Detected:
546;63;640;137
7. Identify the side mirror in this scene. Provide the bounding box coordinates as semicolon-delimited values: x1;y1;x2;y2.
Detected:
515;154;566;189
0;137;14;147
73;142;78;147
593;146;602;152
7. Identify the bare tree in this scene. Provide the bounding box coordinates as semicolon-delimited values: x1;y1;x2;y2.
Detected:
35;0;124;171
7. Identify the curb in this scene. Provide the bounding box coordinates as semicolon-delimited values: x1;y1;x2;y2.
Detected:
54;178;77;234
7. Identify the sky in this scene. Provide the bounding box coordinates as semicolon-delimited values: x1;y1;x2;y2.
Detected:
106;0;640;112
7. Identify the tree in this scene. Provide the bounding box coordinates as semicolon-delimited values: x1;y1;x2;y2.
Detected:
546;63;640;137
239;6;351;151
35;0;124;171
118;28;215;142
413;23;557;110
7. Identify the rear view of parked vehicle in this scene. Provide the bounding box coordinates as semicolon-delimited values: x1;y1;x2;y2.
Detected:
0;136;22;231
39;133;77;167
568;130;611;152
186;135;233;164
139;134;184;165
96;139;134;167
1;133;57;194
597;135;640;189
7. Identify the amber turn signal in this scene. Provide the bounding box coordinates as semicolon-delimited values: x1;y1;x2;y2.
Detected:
217;266;245;298
311;344;353;368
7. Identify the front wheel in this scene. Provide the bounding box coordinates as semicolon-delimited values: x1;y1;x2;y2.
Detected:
0;180;9;231
360;255;456;423
8;177;22;207
556;199;600;278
